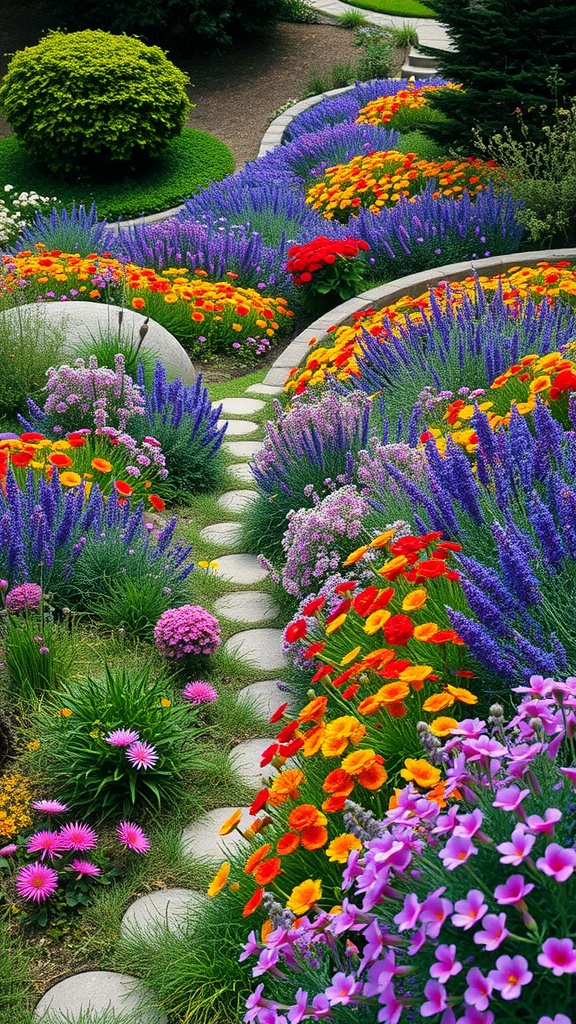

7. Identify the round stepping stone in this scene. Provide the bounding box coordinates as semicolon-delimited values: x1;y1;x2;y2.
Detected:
199;521;243;545
217;489;257;512
217;418;258;436
223;440;262;458
120;888;208;941
214;553;268;584
230;738;279;786
214;591;279;623
228;463;254;483
225;628;287;671
181;805;253;863
246;383;283;396
34;971;166;1023
238;679;290;718
217;397;265;416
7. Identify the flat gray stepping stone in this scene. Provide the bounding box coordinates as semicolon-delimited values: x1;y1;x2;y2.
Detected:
35;971;166;1023
223;440;262;458
230;738;279;786
217;489;256;512
228;463;254;483
246;383;283;396
181;805;253;863
217;418;258;436
214;591;279;623
214;553;268;584
218;397;265;416
120;888;207;941
238;679;290;718
199;521;243;545
225;628;287;671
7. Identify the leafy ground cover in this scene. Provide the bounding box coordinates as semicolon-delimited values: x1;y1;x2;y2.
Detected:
342;0;436;18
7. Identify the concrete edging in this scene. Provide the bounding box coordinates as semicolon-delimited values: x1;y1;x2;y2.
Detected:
262;247;576;387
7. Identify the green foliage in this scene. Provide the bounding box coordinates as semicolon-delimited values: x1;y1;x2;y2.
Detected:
0;31;190;178
279;0;320;22
0;920;33;1024
131;414;227;500
75;314;158;389
4;614;75;703
389;23;419;49
420;0;576;152
353;25;395;81
395;129;446;159
340;0;436;16
34;665;206;818
338;10;369;27
52;0;279;52
0;131;234;221
475;101;576;247
0;307;65;428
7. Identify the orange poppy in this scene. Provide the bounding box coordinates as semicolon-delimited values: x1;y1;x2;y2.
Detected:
148;494;166;511
48;452;73;468
300;825;328;851
252;857;282;886
244;843;272;874
91;458;113;473
277;832;300;855
243;888;264;917
115;480;134;497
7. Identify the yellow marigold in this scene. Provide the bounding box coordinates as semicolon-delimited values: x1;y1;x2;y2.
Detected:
341;748;378;777
398;664;434;685
0;773;33;837
325;832;362;863
342;544;369;566
59;471;82;488
207;860;231;897
445;684;478;705
219;809;242;835
268;769;305;808
326;613;347;634
363;609;391;634
286;878;322;915
402;588;427;611
340;645;362;666
422;691;454;712
400;758;442;788
321;716;366;758
429;716;459;737
413;622;439;641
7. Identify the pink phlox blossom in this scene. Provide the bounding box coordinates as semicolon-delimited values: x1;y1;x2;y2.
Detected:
433;805;460;835
525;808;561;833
488;954;533;1000
376;984;403;1024
394;891;421;931
287;989;310;1024
444;717;486;742
460;736;507;763
408;926;427;956
253;946;281;977
559;767;576;784
240;931;261;963
324;972;362;1006
439;834;478;870
536;842;576;882
493;874;534;905
473;911;510;951
429;944;462;984
420;979;449;1018
453;809;484;839
496;826;536;865
492;785;530;812
451;889;487;930
537;937;576;975
464;967;492;1010
328;897;366;935
420;891;453;937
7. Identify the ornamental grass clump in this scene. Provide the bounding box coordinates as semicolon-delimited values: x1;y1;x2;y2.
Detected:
33;666;205;818
241;673;576;1023
13;202;111;258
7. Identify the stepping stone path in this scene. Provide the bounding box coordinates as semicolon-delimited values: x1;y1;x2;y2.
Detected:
34;971;167;1023
217;418;258;435
199;521;243;545
229;737;279;787
228;463;254;483
120;888;208;941
223;440;262;458
225;628;287;672
181;806;253;862
217;397;265;416
217;488;257;512
214;591;279;623
238;679;290;718
215;552;267;584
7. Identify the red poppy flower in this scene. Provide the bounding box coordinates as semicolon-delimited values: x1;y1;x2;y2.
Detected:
10;451;34;467
243;888;264;917
353;585;379;616
252;857;282;886
285;618;308;643
279;737;304;758
325;598;352;624
148;494;165;511
249;789;270;815
115;480;134;497
269;703;289;724
311;664;333;684
383;614;414;646
259;742;279;767
19;432;47;443
303;641;326;659
334;580;357;595
415;559;447;579
276;720;300;743
48;452;74;468
277;832;300;855
365;588;396;614
66;432;88;447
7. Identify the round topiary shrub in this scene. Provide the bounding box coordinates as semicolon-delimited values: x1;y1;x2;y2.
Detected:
0;30;191;177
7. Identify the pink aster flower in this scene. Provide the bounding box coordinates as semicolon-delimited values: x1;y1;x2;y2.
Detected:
69;859;102;878
488;954;532;1000
182;680;218;705
429;944;462;984
451;889;487;930
420;979;448;1017
438;835;478;870
394;892;421;932
104;728;139;747
117;820;150;853
31;799;68;815
496;827;535;865
493;874;534;905
325;972;361;1006
537;937;576;976
154;604;221;659
473;912;510;951
464;967;493;1011
58;822;98;851
27;830;63;861
420;893;453;938
0;843;18;856
16;862;59;902
125;740;158;770
536;843;576;882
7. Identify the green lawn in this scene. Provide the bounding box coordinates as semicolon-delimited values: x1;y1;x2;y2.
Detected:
342;0;437;18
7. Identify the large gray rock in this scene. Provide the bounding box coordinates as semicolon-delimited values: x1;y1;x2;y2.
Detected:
35;971;167;1023
0;301;195;384
120;888;208;940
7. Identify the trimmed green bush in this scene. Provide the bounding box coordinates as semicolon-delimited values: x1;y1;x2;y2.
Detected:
0;130;234;220
0;30;191;177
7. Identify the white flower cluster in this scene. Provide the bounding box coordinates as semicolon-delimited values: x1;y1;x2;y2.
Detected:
0;183;57;249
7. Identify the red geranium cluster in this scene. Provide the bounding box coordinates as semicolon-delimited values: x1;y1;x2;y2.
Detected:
285;236;370;286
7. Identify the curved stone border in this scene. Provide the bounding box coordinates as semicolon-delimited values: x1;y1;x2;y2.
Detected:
261;247;576;387
258;85;355;158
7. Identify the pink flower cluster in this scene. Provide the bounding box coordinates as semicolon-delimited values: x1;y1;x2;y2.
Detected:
154;604;221;659
242;674;576;1023
4;582;43;612
104;728;159;770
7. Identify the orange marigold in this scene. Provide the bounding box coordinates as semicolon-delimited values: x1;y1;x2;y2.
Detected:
400;757;442;788
325;832;362;863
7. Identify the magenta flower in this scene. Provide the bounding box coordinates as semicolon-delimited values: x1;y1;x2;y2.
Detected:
438;835;478;870
31;798;68;814
451;889;487;930
117;820;150;854
536;843;576;882
58;822;98;851
464;967;493;1011
324;972;361;1006
420;979;448;1017
488;954;533;1000
493;874;534;905
182;680;218;705
69;859;102;878
419;893;452;938
525;809;561;834
429;944;462;984
453;809;484;839
538;1017;573;1024
5;582;42;612
27;830;63;861
537;937;576;976
473;912;510;951
0;843;18;856
393;892;421;932
492;785;531;812
496;827;535;865
104;728;139;747
154;604;221;659
125;740;158;770
15;862;59;902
